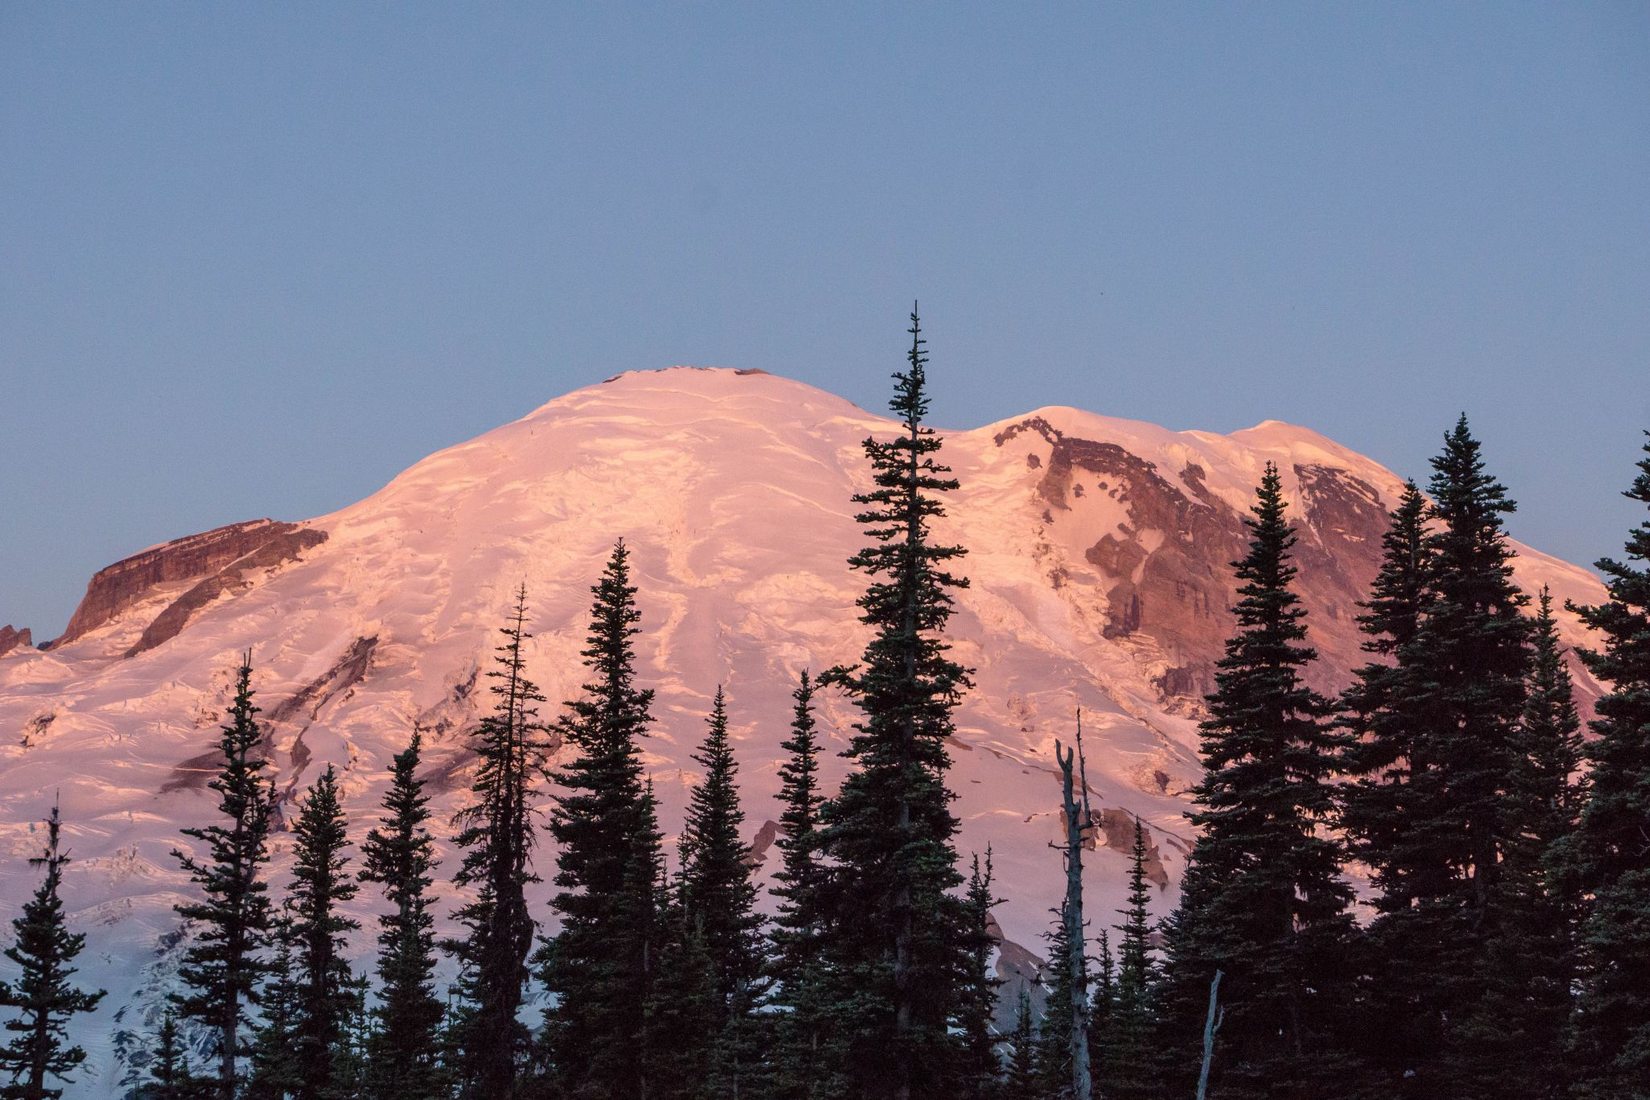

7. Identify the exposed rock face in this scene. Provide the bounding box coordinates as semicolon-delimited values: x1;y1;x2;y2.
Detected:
47;520;316;650
0;626;31;658
125;527;328;657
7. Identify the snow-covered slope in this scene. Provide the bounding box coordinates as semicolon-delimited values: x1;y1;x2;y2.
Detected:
0;368;1607;1093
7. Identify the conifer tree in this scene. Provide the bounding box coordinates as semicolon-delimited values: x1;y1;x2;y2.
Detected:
539;541;664;1098
1086;929;1115;1089
1155;464;1358;1100
1005;992;1039;1098
1098;818;1156;1100
358;731;443;1099
0;801;105;1100
286;766;358;1100
1456;588;1585;1099
818;305;972;1100
141;1009;188;1100
246;918;300;1100
1349;418;1533;1095
953;851;1001;1100
678;687;765;1095
640;878;719;1100
171;654;275;1100
448;587;548;1098
767;671;831;1100
1562;431;1650;1097
1032;911;1079;1097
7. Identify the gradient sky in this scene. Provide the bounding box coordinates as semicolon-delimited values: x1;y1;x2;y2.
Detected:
3;3;1647;639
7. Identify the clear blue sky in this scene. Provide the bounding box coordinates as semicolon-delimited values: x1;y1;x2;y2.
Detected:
3;3;1647;639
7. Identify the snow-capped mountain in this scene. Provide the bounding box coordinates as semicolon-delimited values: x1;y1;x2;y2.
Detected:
0;367;1607;1093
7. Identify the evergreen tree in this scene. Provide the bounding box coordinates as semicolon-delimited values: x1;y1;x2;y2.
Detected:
1155;464;1358;1100
1350;418;1534;1096
448;587;548;1098
171;654;275;1100
1004;992;1039;1098
640;878;719;1100
1086;930;1114;1090
286;766;358;1100
678;687;766;1095
141;1009;189;1100
1562;431;1650;1098
358;731;443;1099
1032;910;1080;1097
246;918;301;1100
767;671;832;1100
953;851;1001;1100
539;542;664;1098
1455;588;1585;1098
0;801;105;1100
817;305;972;1100
1097;817;1155;1100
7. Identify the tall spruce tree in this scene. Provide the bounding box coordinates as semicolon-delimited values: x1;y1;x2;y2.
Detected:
1562;431;1650;1098
448;587;548;1098
1350;417;1534;1096
171;654;275;1100
287;766;358;1100
768;671;832;1100
678;688;766;1096
818;305;972;1100
358;731;443;1099
1097;817;1155;1100
539;541;664;1098
1456;588;1585;1099
1155;464;1358;1100
953;851;1001;1100
0;801;104;1100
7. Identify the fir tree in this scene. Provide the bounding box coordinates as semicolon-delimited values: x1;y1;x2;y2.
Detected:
358;731;443;1099
1004;992;1039;1098
448;587;548;1098
640;878;719;1100
1562;431;1650;1098
678;687;766;1097
1156;464;1358;1100
1098;817;1155;1100
767;671;832;1100
817;305;973;1100
0;801;105;1100
539;542;664;1098
286;766;358;1100
246;918;301;1100
141;1009;189;1100
1351;418;1534;1096
1032;910;1079;1097
171;654;275;1100
953;851;1001;1100
1086;930;1115;1090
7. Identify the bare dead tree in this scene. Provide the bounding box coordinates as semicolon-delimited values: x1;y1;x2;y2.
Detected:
1053;711;1096;1100
1197;969;1224;1100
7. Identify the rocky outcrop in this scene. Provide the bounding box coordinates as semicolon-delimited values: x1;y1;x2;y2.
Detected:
0;626;31;658
47;520;313;650
124;527;329;657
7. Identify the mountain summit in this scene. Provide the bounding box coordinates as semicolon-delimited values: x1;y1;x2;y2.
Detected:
0;367;1605;1092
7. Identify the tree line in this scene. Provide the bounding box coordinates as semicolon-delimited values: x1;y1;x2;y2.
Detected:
4;312;1649;1100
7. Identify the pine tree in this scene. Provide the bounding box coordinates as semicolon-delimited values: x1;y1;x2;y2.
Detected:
1155;464;1358;1100
640;878;719;1100
1349;418;1534;1096
358;731;443;1099
1098;817;1155;1100
953;852;1001;1100
767;671;832;1100
817;305;972;1100
285;766;359;1100
171;654;275;1100
539;541;664;1098
0;801;105;1100
448;587;548;1098
678;687;766;1095
1562;431;1650;1098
